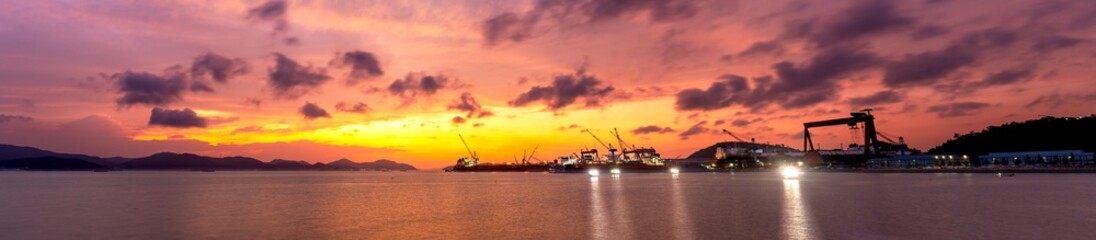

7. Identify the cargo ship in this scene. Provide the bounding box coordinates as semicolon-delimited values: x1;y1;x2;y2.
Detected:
446;134;551;172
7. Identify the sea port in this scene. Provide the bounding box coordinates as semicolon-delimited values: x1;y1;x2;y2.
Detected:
448;111;1096;175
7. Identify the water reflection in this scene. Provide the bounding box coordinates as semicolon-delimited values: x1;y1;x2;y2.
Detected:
589;176;607;239
588;175;635;239
783;179;814;240
670;174;694;239
609;175;633;239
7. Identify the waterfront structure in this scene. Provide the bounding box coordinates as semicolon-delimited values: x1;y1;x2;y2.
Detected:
978;150;1095;167
866;155;937;168
866;154;971;168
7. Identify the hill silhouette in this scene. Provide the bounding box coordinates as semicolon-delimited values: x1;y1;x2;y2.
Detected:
0;144;118;167
0;144;417;171
119;152;269;170
323;158;417;171
686;141;799;160
0;157;104;170
928;115;1096;155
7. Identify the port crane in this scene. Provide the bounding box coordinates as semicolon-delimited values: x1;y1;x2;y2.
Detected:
802;109;880;156
583;129;618;163
610;128;631;152
721;129;749;142
458;134;478;166
521;144;541;164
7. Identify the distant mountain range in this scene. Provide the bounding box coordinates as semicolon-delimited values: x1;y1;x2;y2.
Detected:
0;144;417;171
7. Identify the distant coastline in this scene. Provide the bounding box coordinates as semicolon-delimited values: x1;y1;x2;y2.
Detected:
0;144;417;171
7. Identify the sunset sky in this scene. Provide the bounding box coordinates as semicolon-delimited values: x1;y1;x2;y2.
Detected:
1;0;1094;169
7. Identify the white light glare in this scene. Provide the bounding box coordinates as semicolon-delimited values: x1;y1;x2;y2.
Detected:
781;166;802;179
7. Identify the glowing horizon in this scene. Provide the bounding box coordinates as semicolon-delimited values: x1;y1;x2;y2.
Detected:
1;0;1094;169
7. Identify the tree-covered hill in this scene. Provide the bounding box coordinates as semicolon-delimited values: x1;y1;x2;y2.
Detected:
928;115;1096;155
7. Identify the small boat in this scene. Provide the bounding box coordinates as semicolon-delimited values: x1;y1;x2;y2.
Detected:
996;172;1014;177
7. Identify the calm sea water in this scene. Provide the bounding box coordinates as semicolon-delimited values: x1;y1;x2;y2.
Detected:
1;171;1095;239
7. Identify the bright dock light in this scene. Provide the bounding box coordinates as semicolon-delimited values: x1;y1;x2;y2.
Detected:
669;167;681;174
610;168;622;175
588;169;600;176
781;166;802;179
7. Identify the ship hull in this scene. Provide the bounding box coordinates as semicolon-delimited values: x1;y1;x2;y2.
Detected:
449;164;550;172
550;163;704;174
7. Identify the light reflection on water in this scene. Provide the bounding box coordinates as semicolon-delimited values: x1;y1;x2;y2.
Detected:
670;174;694;239
783;179;814;240
589;176;607;239
4;172;1096;239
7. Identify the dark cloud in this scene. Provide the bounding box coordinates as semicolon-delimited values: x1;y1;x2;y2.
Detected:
483;13;535;47
282;37;300;45
268;53;332;99
925;102;990;118
678;121;712;140
956;28;1018;49
735;40;785;58
882;45;976;88
230;126;266;134
190;52;249;84
107;53;251;106
509;68;615;111
1024;93;1065;109
971;67;1035;88
0;114;33;123
632;125;675;135
386;73;458;104
0;97;35;108
334;50;384;85
910;25;949;40
452;116;467;124
731;119;750;127
335;101;371;114
148;107;207;128
1032;35;1082;52
768;46;880;108
907;28;1020;87
244;98;263;109
112;71;188;107
785;0;915;47
448;92;494;120
676;46;880;111
848;90;904;107
728;117;763;127
299;102;331;119
557;124;582;131
482;0;699;46
246;0;288;33
675;74;749;111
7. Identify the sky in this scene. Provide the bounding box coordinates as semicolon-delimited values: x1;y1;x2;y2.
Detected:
1;0;1094;169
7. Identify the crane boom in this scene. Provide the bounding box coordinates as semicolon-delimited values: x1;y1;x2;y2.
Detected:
721;129;747;142
527;144;540;163
584;129;613;151
876;131;900;145
611;128;630;152
458;134;476;159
